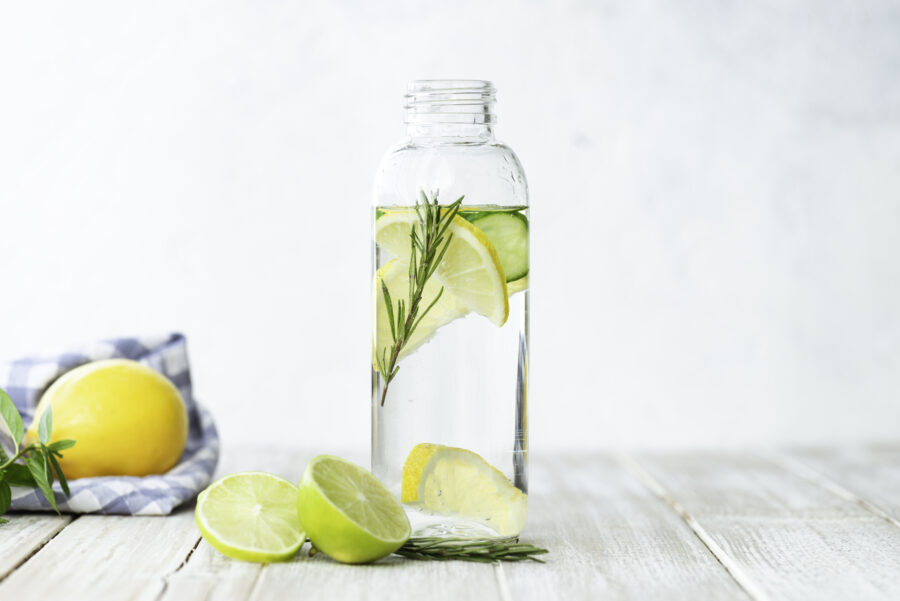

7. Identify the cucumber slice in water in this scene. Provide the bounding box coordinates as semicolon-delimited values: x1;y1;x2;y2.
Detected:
468;212;529;282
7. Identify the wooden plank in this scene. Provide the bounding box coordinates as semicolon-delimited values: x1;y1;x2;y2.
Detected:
163;527;501;601
157;541;261;601
782;445;900;525
248;552;500;601
0;514;72;580
629;451;900;601
503;454;750;601
0;510;199;601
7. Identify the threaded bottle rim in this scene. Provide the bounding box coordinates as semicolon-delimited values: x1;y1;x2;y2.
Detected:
405;80;497;125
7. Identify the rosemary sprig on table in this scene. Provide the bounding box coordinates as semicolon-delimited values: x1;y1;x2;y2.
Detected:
394;536;549;563
308;536;548;563
0;387;76;523
376;191;463;406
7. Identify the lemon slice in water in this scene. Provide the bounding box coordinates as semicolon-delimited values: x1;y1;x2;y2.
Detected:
402;443;528;536
374;262;528;371
374;258;469;366
375;210;509;326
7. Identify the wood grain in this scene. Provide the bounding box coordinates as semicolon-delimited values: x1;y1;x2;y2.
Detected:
782;445;900;525
629;451;900;601
162;522;500;601
0;511;199;601
503;454;751;601
248;550;500;601
0;514;71;580
157;541;263;601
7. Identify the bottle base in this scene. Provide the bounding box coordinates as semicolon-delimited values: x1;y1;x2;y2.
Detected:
404;504;511;538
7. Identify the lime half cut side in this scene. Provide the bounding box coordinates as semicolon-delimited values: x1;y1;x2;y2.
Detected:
297;455;411;564
195;472;306;563
375;210;509;326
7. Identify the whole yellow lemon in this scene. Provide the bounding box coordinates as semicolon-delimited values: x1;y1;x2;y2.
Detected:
27;359;188;479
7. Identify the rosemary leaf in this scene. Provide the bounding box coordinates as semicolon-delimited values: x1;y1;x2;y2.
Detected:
435;196;464;241
410;286;445;336
426;233;453;281
395;536;548;563
396;299;405;334
411;229;423;252
381;281;396;342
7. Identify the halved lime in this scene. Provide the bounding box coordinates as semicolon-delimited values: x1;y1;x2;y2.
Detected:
375;210;509;326
297;455;410;564
195;472;305;563
402;443;528;536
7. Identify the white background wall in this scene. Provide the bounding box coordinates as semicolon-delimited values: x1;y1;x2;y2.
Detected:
2;1;899;452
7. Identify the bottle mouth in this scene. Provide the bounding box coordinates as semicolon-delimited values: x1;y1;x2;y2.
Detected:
405;80;497;125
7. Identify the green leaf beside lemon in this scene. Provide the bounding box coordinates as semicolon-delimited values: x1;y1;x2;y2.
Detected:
0;390;76;521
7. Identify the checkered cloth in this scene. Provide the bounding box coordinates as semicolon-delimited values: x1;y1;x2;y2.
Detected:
0;333;219;515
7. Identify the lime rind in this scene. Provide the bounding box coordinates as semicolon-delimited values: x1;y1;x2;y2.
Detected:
308;456;409;541
297;455;410;564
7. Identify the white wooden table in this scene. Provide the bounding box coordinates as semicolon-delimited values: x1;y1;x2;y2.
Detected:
1;445;899;600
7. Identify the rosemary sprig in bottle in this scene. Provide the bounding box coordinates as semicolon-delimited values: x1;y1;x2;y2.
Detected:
395;536;549;563
376;191;463;406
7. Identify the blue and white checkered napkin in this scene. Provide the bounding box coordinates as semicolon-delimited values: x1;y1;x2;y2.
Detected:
0;333;219;515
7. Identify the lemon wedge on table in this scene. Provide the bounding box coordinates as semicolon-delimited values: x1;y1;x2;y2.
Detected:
402;443;528;536
375;210;509;327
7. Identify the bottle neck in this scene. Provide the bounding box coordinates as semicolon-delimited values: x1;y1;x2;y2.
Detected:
404;80;496;144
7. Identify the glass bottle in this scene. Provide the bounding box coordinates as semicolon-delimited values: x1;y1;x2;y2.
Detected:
372;80;529;537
